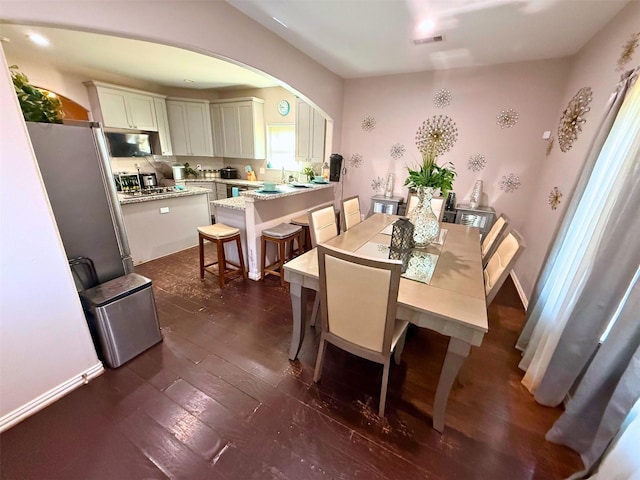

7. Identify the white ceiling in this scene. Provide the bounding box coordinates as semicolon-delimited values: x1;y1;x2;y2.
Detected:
228;0;631;77
0;0;631;90
0;24;280;90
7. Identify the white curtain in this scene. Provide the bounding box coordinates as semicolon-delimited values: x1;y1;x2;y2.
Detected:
586;399;640;480
516;70;639;402
547;277;640;478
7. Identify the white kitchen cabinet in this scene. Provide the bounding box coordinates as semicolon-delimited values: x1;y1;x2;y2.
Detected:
153;97;173;155
210;103;224;157
216;183;228;199
295;100;326;163
213;98;265;159
166;98;213;157
85;81;160;131
189;181;218;214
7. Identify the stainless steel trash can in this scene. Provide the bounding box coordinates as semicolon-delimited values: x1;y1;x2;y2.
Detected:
81;273;162;368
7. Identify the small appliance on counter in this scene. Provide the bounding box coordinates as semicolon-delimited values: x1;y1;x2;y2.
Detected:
221;167;238;179
329;153;344;182
140;172;157;188
113;173;141;193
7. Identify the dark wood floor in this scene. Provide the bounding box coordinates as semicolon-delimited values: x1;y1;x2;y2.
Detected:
1;246;583;479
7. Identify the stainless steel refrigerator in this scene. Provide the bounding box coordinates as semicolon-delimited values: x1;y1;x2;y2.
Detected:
27;121;162;368
26;121;133;283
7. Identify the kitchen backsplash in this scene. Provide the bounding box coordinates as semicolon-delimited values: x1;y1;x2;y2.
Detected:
109;155;322;183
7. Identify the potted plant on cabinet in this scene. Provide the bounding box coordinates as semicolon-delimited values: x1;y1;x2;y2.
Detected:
10;65;63;123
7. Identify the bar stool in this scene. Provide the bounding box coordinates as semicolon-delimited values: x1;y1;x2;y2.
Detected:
290;215;312;252
198;224;247;288
261;223;303;285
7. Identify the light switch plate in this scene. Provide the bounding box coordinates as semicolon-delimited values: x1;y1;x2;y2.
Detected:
542;130;551;139
259;168;265;174
160;207;169;214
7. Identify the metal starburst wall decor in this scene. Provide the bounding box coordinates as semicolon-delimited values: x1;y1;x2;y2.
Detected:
433;89;452;109
548;186;563;210
415;115;458;158
500;173;521;193
467;154;486;172
350;153;364;168
617;32;639;71
390;143;406;160
497;109;519;129
558;87;593;153
361;115;376;132
371;176;385;193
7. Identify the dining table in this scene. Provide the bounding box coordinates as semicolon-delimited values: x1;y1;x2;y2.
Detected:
283;213;488;432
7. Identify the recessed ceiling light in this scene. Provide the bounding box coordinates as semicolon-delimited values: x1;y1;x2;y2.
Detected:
26;33;50;47
272;17;288;29
417;17;436;35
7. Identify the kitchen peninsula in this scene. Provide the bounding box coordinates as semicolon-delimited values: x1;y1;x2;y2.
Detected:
119;186;210;264
212;183;335;280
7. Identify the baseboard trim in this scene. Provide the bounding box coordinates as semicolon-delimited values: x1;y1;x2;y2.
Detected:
510;271;529;310
0;362;104;433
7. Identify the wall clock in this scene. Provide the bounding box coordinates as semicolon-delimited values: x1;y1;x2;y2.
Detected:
277;100;290;116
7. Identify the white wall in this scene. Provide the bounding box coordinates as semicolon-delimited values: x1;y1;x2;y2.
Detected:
0;46;103;431
340;58;571;240
516;1;640;297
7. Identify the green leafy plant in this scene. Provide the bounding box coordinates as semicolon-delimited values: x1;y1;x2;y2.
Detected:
302;166;315;181
10;65;63;123
405;115;458;195
183;162;199;178
404;154;456;196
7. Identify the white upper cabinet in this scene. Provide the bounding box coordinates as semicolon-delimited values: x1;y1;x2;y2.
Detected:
153;97;173;156
166;98;213;157
212;98;265;159
210;103;224;157
296;99;326;163
85;81;160;131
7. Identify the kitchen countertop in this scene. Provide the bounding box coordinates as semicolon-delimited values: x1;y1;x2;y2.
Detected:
118;186;211;205
212;197;246;211
211;182;334;210
211;182;334;211
241;182;334;200
185;178;264;187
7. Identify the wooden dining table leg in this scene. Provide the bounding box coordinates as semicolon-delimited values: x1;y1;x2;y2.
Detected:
288;283;310;360
432;337;471;432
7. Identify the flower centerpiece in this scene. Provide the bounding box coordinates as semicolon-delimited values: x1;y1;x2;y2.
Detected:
404;115;458;246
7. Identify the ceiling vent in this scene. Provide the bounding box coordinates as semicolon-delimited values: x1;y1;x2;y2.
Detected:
412;35;444;45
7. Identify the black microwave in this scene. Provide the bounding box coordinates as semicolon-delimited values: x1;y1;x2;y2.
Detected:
105;132;153;157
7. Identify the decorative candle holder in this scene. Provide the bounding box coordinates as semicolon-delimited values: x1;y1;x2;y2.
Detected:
389;217;414;273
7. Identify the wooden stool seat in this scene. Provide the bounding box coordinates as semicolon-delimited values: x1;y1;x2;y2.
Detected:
290;215;312;252
198;223;247;288
261;223;303;285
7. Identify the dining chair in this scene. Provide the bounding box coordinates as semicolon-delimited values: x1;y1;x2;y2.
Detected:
313;244;409;417
484;228;526;304
307;204;340;326
406;192;445;222
308;204;339;247
341;195;362;231
481;214;510;268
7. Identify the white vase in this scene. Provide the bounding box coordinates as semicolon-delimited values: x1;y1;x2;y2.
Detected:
408;187;440;247
470;180;483;208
